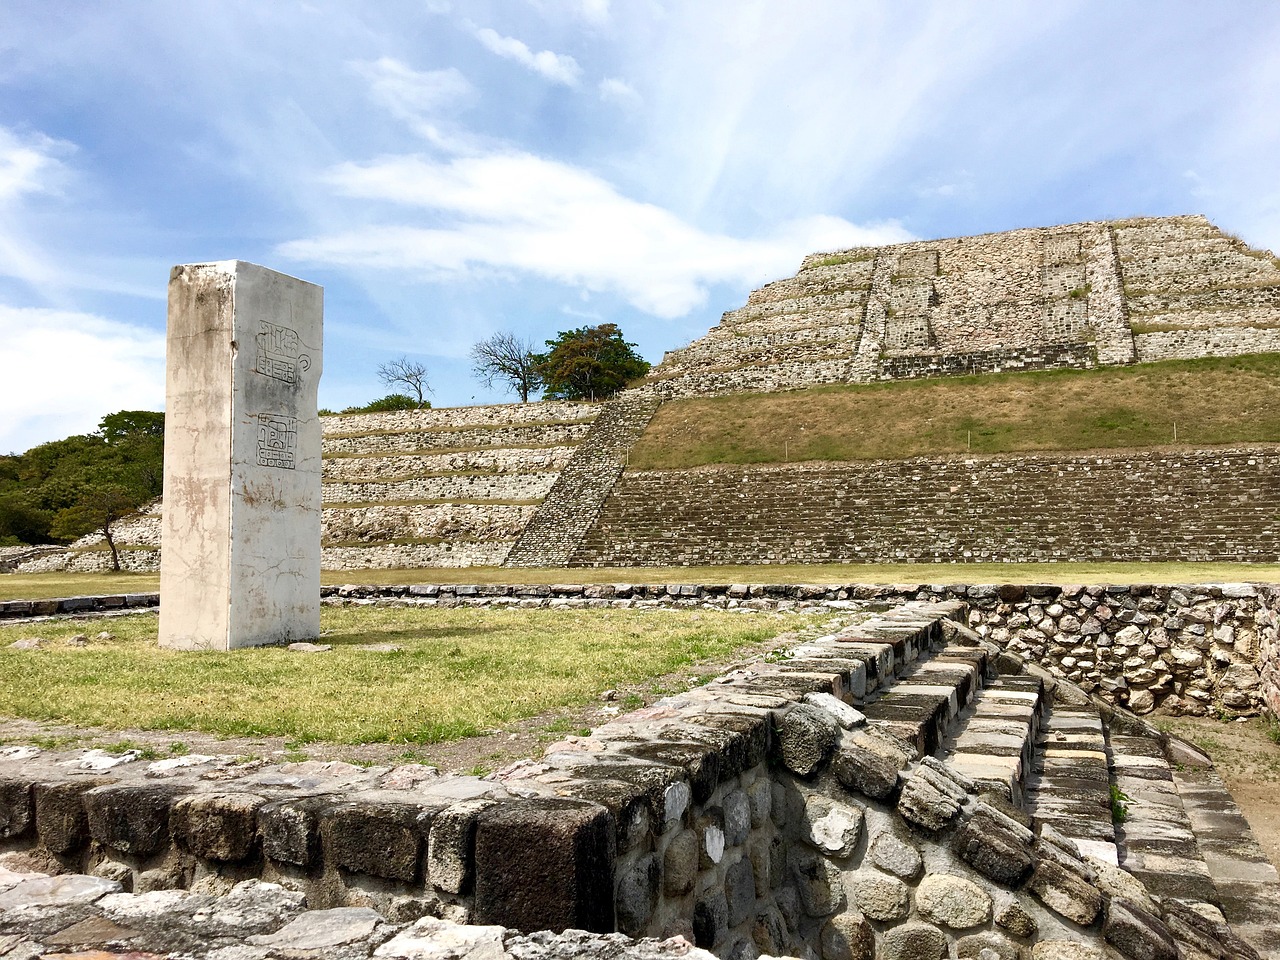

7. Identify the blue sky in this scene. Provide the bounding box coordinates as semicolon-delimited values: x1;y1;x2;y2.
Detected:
2;1;1279;453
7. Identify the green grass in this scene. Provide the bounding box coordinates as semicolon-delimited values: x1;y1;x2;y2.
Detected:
3;561;1279;602
0;607;811;744
630;354;1280;468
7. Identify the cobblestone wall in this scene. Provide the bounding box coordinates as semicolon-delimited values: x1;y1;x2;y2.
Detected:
574;447;1280;567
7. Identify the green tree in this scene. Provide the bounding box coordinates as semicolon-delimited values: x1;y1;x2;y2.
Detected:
0;411;165;559
532;324;650;401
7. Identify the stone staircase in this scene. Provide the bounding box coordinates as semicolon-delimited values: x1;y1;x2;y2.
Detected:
503;388;662;567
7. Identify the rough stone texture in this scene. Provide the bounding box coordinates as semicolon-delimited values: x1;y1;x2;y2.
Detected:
845;869;909;922
171;792;265;862
878;922;949;960
473;798;615;934
914;873;992;929
776;704;840;777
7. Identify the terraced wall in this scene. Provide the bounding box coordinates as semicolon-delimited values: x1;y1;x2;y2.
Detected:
573;446;1280;567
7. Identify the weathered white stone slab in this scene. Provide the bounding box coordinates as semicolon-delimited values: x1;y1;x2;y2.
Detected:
160;261;322;650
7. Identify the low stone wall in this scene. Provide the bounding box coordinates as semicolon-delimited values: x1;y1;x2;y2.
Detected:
322;422;593;456
574;447;1280;566
321;472;557;504
320;401;598;436
1134;326;1280;362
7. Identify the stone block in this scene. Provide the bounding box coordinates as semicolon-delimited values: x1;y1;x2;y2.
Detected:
846;868;909;922
258;795;331;867
615;853;660;936
820;912;875;960
171;792;265;862
33;780;105;854
0;777;33;840
915;873;992;929
84;784;185;857
319;800;436;882
427;798;496;895
693;890;729;949
879;923;948;960
663;828;698;897
788;848;845;917
473;798;614;933
725;855;756;927
775;704;839;776
1027;858;1102;926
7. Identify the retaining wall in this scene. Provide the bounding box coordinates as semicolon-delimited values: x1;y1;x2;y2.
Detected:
573;447;1280;566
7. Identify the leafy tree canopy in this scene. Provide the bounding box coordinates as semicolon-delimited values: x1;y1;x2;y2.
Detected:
532;323;650;401
0;411;164;554
340;394;431;414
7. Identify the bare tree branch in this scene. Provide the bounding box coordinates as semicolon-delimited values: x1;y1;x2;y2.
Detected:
377;356;432;406
470;333;542;403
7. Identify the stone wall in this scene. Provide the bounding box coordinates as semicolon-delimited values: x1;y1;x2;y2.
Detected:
573;447;1280;566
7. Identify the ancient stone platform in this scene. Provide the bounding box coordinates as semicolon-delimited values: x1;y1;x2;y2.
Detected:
2;599;1277;958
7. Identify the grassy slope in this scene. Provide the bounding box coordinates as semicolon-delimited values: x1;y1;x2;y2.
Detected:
0;608;811;743
630;354;1280;469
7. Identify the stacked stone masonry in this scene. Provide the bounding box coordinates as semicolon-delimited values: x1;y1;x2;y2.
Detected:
17;403;600;573
2;600;1277;959
573;447;1280;566
646;214;1280;399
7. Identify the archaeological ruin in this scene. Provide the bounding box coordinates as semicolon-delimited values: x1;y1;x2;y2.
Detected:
3;215;1280;958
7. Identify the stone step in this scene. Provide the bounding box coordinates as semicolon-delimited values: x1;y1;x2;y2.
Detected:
859;643;989;756
1025;702;1118;864
938;674;1045;806
1172;760;1280;960
1109;727;1220;909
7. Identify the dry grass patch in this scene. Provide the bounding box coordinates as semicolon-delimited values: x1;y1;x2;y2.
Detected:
0;607;815;744
630;354;1280;468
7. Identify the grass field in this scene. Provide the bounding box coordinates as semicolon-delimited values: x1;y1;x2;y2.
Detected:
0;607;815;744
3;561;1279;601
630;354;1280;469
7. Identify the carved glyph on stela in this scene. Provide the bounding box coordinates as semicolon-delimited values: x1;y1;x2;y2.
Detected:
255;319;312;384
257;414;298;470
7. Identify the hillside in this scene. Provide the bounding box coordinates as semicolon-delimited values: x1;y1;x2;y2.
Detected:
629;353;1280;468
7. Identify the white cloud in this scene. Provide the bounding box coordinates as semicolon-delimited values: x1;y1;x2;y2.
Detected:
0;306;166;454
471;26;581;86
0;126;72;203
348;58;473;145
279;151;909;317
599;77;640;107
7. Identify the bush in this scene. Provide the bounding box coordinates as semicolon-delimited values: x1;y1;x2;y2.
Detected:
341;394;430;414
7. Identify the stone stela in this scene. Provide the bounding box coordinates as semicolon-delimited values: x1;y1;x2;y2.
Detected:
159;261;323;650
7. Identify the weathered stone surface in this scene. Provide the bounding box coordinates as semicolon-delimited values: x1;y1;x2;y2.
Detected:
1027;859;1103;926
1031;942;1105;960
953;803;1035;885
320;800;434;882
724;856;756;928
171;792;265;862
820;911;875;960
0;874;121;910
692;890;729;949
879;922;948;960
803;692;866;730
804;797;863;858
994;896;1038;938
247;906;383;949
957;931;1021;960
83;784;183;856
845;868;909;922
427;798;496;895
663;829;698;897
474;798;614;933
374;916;504;959
1102;899;1178;960
776;704;840;776
833;740;902;800
915;873;992;929
616;854;660;936
259;795;330;867
788;848;845;917
868;829;922;880
0;779;32;840
897;770;963;832
722;788;751;846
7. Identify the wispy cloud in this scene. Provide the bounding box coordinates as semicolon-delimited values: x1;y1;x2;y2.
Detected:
470;26;581;86
0;126;73;202
0;306;165;454
348;57;473;145
279;151;909;317
598;77;640;107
